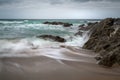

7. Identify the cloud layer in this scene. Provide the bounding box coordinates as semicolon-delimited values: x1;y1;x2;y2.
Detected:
0;0;120;19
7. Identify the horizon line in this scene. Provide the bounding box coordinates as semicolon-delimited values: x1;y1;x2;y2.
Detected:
0;18;104;20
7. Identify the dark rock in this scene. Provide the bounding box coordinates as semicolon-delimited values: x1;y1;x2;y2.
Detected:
63;23;73;27
37;35;66;42
79;22;97;31
75;23;97;36
79;26;87;31
98;53;117;67
43;21;73;27
78;24;85;28
75;31;83;36
95;56;102;61
98;48;120;67
114;18;120;25
87;22;97;26
83;18;120;67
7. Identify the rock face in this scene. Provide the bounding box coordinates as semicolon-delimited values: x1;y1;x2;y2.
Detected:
43;21;73;27
37;35;66;42
83;18;120;67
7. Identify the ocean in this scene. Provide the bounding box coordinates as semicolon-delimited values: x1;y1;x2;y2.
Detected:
0;19;100;39
0;19;101;57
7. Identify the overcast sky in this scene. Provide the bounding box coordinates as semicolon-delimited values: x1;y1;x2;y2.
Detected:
0;0;120;19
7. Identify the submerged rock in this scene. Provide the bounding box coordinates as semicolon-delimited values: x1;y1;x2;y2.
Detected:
63;23;73;27
37;35;66;42
43;21;73;27
83;18;120;67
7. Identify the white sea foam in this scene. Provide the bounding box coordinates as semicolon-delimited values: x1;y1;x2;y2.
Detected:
0;21;24;24
0;32;90;58
0;19;91;58
65;31;90;47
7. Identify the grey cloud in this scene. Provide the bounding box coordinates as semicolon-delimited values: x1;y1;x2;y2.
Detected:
0;0;21;5
72;0;120;2
0;0;120;6
0;0;120;19
48;0;64;4
0;0;63;5
72;0;90;2
40;0;120;5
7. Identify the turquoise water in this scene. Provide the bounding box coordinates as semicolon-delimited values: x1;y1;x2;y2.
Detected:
0;19;101;57
0;19;100;39
0;19;101;52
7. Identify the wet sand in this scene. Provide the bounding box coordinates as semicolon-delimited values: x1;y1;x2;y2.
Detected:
0;46;120;80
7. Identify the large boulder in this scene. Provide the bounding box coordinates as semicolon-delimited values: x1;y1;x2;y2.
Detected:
63;23;73;27
83;18;120;67
37;35;66;42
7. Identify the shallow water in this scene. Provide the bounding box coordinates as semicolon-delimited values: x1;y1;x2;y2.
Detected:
0;46;120;80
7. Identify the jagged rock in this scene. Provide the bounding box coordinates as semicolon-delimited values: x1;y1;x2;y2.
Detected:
79;22;97;31
75;23;98;36
75;31;83;36
43;21;73;27
37;35;66;42
78;24;85;28
98;48;120;67
83;18;120;67
63;23;73;27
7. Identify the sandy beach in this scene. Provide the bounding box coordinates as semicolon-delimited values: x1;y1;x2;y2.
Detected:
0;46;120;80
0;0;120;79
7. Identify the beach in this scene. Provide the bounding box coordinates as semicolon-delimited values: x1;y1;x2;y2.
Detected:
0;19;120;80
0;0;120;79
0;46;120;80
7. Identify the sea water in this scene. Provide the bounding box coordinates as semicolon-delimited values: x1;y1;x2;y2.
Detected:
0;19;100;57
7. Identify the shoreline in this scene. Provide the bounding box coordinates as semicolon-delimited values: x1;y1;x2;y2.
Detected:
0;46;120;80
0;18;120;80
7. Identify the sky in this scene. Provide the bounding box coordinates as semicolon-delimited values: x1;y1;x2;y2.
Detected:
0;0;120;19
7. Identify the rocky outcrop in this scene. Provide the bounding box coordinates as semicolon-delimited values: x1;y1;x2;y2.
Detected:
37;35;66;42
83;18;120;67
75;22;98;36
78;22;98;31
74;24;85;36
43;21;73;27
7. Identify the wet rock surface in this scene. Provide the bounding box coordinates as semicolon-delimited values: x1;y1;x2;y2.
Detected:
80;22;98;31
83;18;120;67
75;31;83;36
75;22;98;36
43;21;73;27
37;35;66;42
